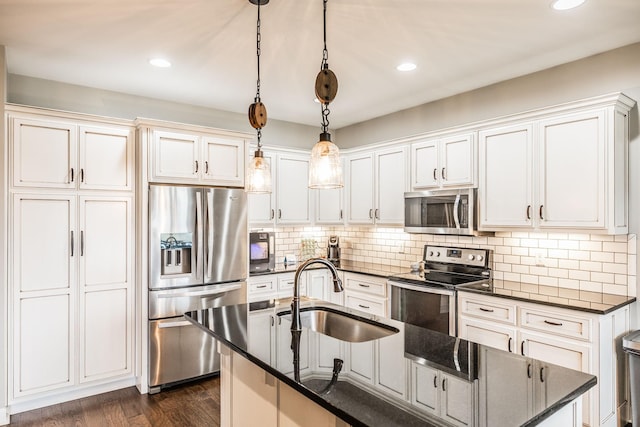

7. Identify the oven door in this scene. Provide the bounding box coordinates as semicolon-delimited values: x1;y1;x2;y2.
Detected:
388;280;456;336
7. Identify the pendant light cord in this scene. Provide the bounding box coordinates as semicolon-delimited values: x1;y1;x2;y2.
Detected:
320;0;330;134
255;1;263;147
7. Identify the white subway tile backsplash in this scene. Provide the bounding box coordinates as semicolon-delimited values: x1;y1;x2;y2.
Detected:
274;227;636;297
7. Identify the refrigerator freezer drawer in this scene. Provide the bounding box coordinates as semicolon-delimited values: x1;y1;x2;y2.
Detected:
149;282;246;319
149;318;218;388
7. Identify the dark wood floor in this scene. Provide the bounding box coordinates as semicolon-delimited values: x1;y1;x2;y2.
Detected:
9;376;221;427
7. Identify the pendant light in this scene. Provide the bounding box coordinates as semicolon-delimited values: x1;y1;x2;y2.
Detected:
245;0;272;193
309;0;343;189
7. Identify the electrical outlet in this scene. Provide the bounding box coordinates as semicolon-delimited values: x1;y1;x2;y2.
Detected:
397;241;405;254
534;253;546;267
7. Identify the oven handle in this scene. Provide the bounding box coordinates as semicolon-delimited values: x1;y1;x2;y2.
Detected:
453;194;461;229
387;280;454;296
156;283;242;298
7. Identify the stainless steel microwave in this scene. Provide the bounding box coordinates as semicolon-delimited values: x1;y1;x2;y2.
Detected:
404;189;486;236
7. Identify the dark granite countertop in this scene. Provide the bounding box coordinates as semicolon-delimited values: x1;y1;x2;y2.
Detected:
252;260;636;315
185;299;596;427
458;279;636;315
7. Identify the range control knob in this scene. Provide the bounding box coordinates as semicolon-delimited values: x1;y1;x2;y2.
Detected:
468;254;476;261
477;255;484;262
435;251;441;257
428;251;434;257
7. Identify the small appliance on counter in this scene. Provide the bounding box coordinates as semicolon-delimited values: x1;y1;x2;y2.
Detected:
249;231;276;273
327;235;340;267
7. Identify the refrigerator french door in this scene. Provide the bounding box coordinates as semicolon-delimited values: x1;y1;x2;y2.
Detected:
148;185;247;392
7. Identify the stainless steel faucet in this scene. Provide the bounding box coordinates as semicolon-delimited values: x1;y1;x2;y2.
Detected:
291;258;344;331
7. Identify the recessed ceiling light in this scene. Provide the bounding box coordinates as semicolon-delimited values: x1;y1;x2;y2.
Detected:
551;0;585;10
396;62;417;72
149;58;171;68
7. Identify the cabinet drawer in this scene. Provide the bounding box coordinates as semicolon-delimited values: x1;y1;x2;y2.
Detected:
458;295;516;325
345;292;386;317
249;279;276;294
520;307;591;341
344;274;387;297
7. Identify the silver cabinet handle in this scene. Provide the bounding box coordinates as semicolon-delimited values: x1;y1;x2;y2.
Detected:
374;209;379;220
70;231;74;257
441;167;446;180
526;205;531;220
195;160;199;173
80;230;84;256
433;168;437;180
256;284;267;289
369;209;373;219
539;205;544;220
70;168;75;183
205;161;209;174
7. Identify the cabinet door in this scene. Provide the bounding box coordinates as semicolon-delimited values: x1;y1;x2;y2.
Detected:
248;151;276;224
79;125;133;191
411;139;439;189
376;325;406;399
538;110;605;229
441;133;474;188
248;310;275;364
276;154;311;224
13;194;76;293
314;188;343;224
202;136;245;187
375;146;407;225
458;317;516;353
347;154;374;224
12;117;77;189
78;197;132;382
479;123;533;228
441;373;472;427
348;341;374;384
412;363;440;414
306;270;329;301
519;331;590;373
15;294;73;396
151;130;199;181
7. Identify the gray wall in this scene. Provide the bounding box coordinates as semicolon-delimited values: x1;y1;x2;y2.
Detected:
6;74;318;150
0;45;6;413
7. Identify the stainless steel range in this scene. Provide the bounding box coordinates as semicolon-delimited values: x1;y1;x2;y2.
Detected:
388;245;492;336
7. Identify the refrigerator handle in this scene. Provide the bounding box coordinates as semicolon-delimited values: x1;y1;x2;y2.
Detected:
206;190;214;279
195;190;203;281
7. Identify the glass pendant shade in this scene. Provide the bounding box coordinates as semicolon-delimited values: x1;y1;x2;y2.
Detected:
245;150;272;193
309;132;343;189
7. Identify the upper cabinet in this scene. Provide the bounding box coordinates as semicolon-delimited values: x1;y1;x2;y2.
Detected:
248;150;312;226
411;132;475;190
147;126;247;187
347;145;408;225
479;94;634;234
10;114;134;191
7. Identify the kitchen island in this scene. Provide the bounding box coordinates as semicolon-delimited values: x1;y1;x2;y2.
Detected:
185;298;596;427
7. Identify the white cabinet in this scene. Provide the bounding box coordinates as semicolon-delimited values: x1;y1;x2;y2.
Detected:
411;132;475;190
248;150;312;225
11;193;133;396
346;146;408;225
458;291;630;427
343;272;388;317
149;128;246;187
412;363;473;427
479;94;634;234
376;325;407;399
11;115;134;191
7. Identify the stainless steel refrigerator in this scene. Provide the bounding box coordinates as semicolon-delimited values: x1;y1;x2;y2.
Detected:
148;185;247;393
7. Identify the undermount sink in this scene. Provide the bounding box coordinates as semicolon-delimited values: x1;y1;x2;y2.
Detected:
279;306;399;343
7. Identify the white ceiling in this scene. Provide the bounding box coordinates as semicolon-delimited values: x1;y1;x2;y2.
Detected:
1;0;640;128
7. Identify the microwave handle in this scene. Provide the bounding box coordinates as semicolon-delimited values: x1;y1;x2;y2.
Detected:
453;194;461;229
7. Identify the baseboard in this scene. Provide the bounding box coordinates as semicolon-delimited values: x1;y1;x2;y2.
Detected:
0;406;9;426
9;377;136;415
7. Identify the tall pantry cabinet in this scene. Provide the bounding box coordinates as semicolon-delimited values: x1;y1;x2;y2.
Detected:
6;106;135;410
